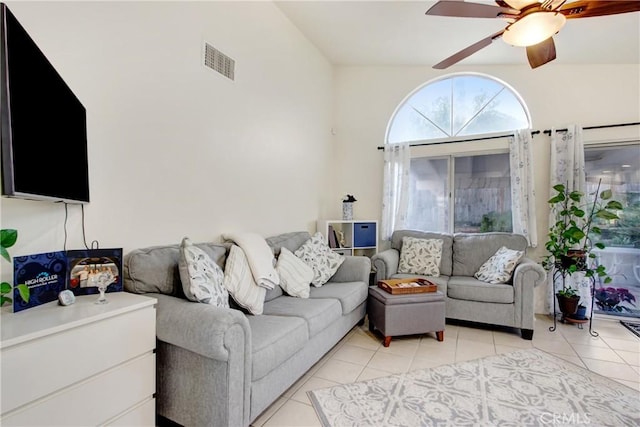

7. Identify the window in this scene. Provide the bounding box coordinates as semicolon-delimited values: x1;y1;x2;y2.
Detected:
387;74;530;144
585;143;640;318
388;73;530;234
406;153;512;233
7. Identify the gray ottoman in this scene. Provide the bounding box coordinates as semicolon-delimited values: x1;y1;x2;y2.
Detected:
367;286;445;347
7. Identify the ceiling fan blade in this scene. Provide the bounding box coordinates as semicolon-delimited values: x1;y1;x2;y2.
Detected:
560;1;640;19
526;37;556;69
433;30;505;69
426;1;519;18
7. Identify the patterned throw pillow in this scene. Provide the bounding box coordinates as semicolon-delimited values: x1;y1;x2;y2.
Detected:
474;246;524;284
178;237;229;307
224;245;267;315
294;232;345;287
276;247;313;298
397;236;443;276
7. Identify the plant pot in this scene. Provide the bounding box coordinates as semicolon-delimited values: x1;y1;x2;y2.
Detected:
560;250;587;271
556;294;580;315
573;305;588;320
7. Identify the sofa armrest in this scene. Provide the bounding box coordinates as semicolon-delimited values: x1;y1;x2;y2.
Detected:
512;257;546;330
152;293;251;361
330;255;371;283
371;249;400;283
514;257;546;288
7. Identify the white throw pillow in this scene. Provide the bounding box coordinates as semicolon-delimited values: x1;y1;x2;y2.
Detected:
276;247;313;298
474;246;524;284
223;245;266;315
178;237;229;307
397;236;443;277
294;232;345;287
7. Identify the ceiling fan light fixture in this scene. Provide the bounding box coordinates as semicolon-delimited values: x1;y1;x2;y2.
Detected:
502;11;566;47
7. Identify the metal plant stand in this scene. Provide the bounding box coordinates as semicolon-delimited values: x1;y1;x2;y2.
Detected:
549;267;598;337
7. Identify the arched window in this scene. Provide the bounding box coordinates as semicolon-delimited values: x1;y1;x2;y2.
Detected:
387;73;530;144
384;73;532;234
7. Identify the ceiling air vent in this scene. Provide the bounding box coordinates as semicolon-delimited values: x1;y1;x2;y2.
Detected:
203;42;235;81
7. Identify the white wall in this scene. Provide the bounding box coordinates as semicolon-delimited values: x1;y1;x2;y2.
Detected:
331;64;640;312
0;1;334;276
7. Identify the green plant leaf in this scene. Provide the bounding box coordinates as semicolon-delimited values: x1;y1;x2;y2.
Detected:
0;247;9;263
569;191;582;202
15;284;29;303
0;295;12;306
604;277;612;284
553;184;565;192
0;229;17;249
600;189;612;200
594;242;605;249
0;281;11;294
605;200;623;210
591;226;601;234
548;195;565;204
595;210;619;220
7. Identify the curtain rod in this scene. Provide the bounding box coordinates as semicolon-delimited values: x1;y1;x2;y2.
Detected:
542;121;640;135
376;130;540;150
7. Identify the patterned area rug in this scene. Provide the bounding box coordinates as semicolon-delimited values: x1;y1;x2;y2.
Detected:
621;321;640;339
308;349;639;427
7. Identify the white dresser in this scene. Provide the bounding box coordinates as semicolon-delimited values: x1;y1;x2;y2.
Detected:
1;292;157;426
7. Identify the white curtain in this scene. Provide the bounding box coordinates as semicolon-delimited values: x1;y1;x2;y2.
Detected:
381;142;410;240
509;129;538;247
547;125;591;313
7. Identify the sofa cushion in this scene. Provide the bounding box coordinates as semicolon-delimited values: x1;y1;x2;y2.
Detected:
452;233;528;277
266;231;312;256
276;247;313;298
294;232;345;287
398;236;443;276
124;242;227;296
178;237;229;307
223;245;266;315
262;296;342;337
248;314;309;381
474;246;524;284
391;231;453;276
447;276;514;304
308;282;367;314
264;285;283;302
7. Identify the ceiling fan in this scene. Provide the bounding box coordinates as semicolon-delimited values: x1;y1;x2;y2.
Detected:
426;0;640;69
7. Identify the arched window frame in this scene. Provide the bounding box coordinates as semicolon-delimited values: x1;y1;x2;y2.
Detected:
385;72;532;145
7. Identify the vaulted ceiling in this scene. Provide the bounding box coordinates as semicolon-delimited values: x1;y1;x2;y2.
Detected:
274;1;640;67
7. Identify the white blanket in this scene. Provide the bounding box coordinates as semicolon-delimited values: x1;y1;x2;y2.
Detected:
223;232;279;289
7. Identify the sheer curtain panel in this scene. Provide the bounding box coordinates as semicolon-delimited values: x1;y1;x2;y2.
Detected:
381;142;410;240
509;129;538;247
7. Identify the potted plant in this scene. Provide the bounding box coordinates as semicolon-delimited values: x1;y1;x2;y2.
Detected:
556;286;580;316
1;229;29;307
542;180;623;282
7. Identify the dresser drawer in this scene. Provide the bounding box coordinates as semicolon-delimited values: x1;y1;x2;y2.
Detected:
1;304;155;414
2;353;155;426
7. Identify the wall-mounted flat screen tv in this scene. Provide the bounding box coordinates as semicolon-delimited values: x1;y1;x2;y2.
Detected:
1;3;90;203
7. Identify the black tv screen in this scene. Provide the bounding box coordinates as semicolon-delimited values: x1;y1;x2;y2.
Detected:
1;3;90;203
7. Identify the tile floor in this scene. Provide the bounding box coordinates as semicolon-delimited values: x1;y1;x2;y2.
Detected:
251;315;640;427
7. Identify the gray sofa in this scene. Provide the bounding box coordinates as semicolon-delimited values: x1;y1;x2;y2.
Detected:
372;231;545;339
123;231;371;427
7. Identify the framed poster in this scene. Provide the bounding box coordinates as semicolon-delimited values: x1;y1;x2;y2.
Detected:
13;251;67;312
66;248;123;297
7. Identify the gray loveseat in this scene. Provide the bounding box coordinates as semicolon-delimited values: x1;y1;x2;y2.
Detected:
372;231;545;339
123;231;370;427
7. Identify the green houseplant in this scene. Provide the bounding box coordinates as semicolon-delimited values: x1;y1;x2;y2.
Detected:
543;181;623;316
543;181;622;280
1;229;30;306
